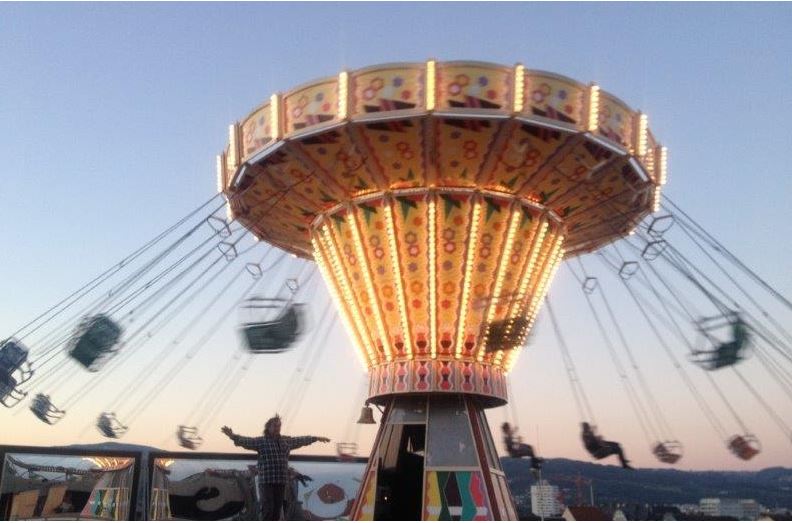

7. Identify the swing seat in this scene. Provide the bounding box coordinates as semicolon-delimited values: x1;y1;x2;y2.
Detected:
0;374;27;408
692;314;750;371
30;393;65;425
96;412;127;439
241;302;304;353
728;434;760;460
336;442;358;461
177;425;203;450
67;315;123;371
0;339;31;376
484;317;530;353
652;440;683;464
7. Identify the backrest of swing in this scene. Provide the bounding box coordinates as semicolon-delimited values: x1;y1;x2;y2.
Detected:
653;441;682;464
0;374;18;397
69;315;122;368
0;339;28;374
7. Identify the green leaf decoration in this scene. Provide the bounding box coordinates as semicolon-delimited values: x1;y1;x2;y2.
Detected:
504;175;519;188
460;168;468;179
359;203;378;225
396;196;418;218
403;168;416;181
320;190;335;203
521;208;533;227
539;188;559;204
354;177;370;191
440;194;462;218
483;197;502;222
331;213;346;229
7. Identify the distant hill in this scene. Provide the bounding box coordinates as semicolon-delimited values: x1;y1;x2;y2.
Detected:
502;458;792;508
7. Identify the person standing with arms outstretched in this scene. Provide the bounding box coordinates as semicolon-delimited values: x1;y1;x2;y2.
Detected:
221;415;329;520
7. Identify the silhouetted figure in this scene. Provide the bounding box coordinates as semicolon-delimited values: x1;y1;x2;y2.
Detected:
502;422;544;472
222;415;329;520
580;422;632;470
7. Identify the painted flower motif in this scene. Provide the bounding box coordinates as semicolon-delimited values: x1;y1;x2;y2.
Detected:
379;134;390;143
374;247;385;260
486;89;496;100
363;88;376;100
444;242;455;253
481;233;493;245
382;285;394;298
558;89;567;100
477;262;488;273
343;244;353;255
442;228;455;241
532;90;545;103
370;235;380;247
392;162;402;169
464;150;477;160
321;102;331;112
412;299;421;308
401;90;411;100
479;76;488;87
347;255;357;265
565;104;574;114
405;232;418;244
316;92;324;102
292;107;303;118
442;282;455;294
408;245;420;257
442;260;453;271
450;160;459;168
450;131;461;139
317;147;327;155
411;281;423;293
474;283;486;295
480;247;491;258
408;262;418;272
449;83;462;95
393;77;404;87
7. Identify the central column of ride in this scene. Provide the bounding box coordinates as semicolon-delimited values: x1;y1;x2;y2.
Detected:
312;191;564;520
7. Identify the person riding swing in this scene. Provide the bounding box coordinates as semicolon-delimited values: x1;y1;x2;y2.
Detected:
221;415;329;520
501;422;544;472
581;422;633;470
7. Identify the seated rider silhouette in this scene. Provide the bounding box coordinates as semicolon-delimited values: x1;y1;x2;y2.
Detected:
712;318;749;369
501;422;544;471
581;422;633;470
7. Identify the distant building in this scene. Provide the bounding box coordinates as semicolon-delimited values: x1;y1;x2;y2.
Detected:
531;480;563;518
563;506;607;521
700;497;763;520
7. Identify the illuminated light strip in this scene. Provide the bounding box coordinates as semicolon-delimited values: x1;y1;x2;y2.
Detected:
522;233;564;327
455;199;483;359
338;71;349;120
636;113;648;157
270;94;281;140
493;219;548;366
426;59;437;111
348;209;393;362
652;185;662;213
312;236;369;369
658;146;668;186
384;200;413;359
476;206;521;362
228;124;240;170
587;84;600;132
513;64;525;113
505;238;564;373
428;196;438;359
216;153;226;193
502;231;562;371
320;226;377;365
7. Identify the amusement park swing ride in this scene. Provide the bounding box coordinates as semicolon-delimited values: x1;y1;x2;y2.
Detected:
2;60;791;520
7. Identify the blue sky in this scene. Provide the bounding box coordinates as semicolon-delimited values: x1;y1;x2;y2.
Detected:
1;3;791;471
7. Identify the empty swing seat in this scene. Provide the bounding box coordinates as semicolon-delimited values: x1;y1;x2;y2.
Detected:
177;425;203;450
728;434;761;460
0;339;31;375
30;393;65;425
242;303;304;353
68;315;123;371
96;412;127;439
652;441;683;464
336;442;358;461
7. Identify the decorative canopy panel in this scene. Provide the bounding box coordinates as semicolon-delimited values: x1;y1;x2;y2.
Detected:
220;61;666;395
221;61;666;260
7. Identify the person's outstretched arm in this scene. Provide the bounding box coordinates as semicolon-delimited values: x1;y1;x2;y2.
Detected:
221;425;265;450
287;435;330;450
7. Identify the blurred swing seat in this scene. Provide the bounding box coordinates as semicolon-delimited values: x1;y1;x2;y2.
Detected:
692;313;750;371
0;339;33;408
728;434;760;461
485;317;530;353
30;393;65;424
0;375;26;408
177;425;203;450
96;412;128;438
652;440;683;464
336;442;358;461
241;298;305;354
67;314;123;371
